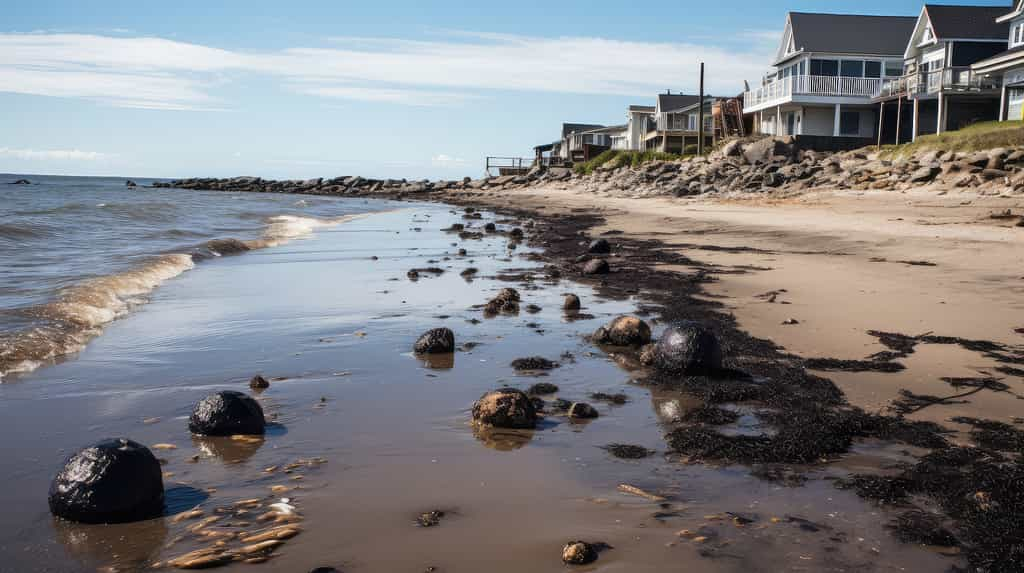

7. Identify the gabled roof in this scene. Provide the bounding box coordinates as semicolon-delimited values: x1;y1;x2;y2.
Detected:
973;43;1024;72
997;0;1024;22
561;123;605;138
665;96;728;115
785;12;917;58
656;94;700;112
925;4;1009;40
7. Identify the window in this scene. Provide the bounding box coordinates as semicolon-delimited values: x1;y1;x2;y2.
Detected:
923;26;933;42
841;60;864;78
840;111;860;136
799;60;806;75
865;61;882;78
1015;24;1024;46
885;61;904;77
688;114;697;131
810;59;839;76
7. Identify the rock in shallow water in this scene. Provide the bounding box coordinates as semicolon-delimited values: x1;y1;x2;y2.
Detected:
563;293;581;311
562;541;598;565
48;438;165;524
188;391;266;436
414;327;455;354
568;402;599;419
593;316;652;346
472;388;537;429
652;321;722;374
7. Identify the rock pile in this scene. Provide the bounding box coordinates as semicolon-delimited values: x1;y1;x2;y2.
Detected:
155;138;1024;199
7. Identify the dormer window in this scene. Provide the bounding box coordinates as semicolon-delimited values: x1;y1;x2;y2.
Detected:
1013;22;1024;47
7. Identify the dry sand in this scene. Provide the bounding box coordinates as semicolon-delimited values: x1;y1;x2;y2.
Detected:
452;184;1024;432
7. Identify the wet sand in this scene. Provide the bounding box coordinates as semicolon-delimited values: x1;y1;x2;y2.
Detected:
0;195;1004;572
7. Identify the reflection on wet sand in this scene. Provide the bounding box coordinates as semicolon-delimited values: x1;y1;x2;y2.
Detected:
418;352;455;370
473;426;535;451
193;435;265;464
53;515;167;571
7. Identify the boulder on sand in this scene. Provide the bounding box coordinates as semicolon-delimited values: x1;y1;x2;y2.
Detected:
188;391;266;436
472;388;537;429
587;238;611;254
49;438;164;524
414;327;455;354
593;316;652;346
581;259;610;275
652;321;722;374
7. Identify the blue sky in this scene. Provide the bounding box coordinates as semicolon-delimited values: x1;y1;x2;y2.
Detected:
0;0;1010;179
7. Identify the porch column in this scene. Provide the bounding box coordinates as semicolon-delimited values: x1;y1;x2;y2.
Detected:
832;103;841;136
877;101;885;148
936;92;945;135
895;96;903;146
1000;84;1008;122
912;98;920;142
776;106;782;136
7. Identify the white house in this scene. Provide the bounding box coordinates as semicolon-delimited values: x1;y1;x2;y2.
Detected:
743;12;916;141
876;4;1006;141
624;105;655;151
973;0;1024;121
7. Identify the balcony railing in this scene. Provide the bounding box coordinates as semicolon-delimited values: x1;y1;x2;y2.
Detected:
874;67;1001;99
743;75;883;109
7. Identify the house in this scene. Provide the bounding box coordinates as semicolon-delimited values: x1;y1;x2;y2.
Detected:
972;0;1024;121
876;4;1007;143
642;92;719;153
743;12;916;146
624;105;655;150
552;123;605;163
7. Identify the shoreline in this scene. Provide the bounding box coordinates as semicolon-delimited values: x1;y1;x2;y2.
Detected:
5;173;1024;570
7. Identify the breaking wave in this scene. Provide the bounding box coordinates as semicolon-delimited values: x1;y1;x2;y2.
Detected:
0;214;360;380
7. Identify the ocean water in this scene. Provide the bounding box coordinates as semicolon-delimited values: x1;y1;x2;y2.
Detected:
0;174;394;379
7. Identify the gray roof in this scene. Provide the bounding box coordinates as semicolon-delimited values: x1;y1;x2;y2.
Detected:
628;105;655;112
657;94;700;111
925;4;1009;41
581;124;627;134
666;96;728;114
561;123;605;138
788;12;917;57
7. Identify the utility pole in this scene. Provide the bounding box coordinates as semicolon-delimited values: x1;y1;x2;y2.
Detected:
698;62;705;156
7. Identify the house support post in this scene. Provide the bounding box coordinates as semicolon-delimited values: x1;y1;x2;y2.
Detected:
776;106;782;136
877;101;885;148
1000;83;1008;122
832;103;841;137
937;92;945;135
912;98;920;142
895;96;903;146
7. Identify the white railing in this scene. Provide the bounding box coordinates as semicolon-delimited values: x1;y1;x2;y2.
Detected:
743;75;883;109
872;68;1001;99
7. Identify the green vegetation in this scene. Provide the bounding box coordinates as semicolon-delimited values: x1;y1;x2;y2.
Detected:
880;120;1024;158
572;150;683;174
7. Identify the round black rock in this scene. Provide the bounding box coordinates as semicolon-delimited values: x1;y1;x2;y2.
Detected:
563;294;581;311
249;375;270;390
414;327;455;354
568;402;599;419
49;438;165;524
581;259;610;275
587;238;611;254
652;321;722;374
188;391;266;436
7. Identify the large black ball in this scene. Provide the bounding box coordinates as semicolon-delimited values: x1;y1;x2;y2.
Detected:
188;391;266;436
653;321;723;374
48;438;165;524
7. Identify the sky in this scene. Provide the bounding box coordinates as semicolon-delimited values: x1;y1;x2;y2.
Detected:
0;0;1011;180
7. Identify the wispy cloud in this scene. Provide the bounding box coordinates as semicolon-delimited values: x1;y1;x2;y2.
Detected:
0;31;773;110
431;154;467;167
0;146;112;160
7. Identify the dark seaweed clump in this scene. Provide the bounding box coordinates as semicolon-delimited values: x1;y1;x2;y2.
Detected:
680;405;740;425
888;510;958;547
602;444;655;459
590;392;629;405
667;408;948;464
952;416;1024;452
843;446;1024;571
527;382;559;395
511;357;559;371
804;357;906;373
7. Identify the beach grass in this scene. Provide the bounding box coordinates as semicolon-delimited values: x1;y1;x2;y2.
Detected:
880;120;1024;158
573;150;683;174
